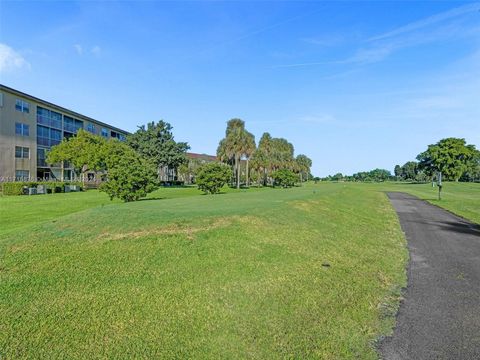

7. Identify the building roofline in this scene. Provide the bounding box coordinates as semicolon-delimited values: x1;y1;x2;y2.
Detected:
0;84;130;135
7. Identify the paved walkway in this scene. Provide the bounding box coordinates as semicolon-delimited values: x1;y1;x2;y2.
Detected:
379;192;480;360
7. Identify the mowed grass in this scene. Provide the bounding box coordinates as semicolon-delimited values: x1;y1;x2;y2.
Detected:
0;186;261;236
377;181;480;224
0;183;408;359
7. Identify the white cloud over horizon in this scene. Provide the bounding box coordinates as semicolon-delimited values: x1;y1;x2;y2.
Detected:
0;43;30;73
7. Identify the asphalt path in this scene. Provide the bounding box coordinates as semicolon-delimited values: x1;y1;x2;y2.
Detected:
379;192;480;360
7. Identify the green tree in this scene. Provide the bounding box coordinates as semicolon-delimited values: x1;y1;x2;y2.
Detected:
394;165;402;180
251;132;273;186
127;121;190;181
272;169;297;188
196;162;232;194
217;119;254;189
243;130;256;187
47;129;107;184
400;161;418;181
295;154;312;183
99;141;157;202
331;173;344;181
417;138;479;181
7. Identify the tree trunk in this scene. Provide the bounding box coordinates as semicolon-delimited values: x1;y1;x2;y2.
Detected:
246;158;249;187
236;156;241;189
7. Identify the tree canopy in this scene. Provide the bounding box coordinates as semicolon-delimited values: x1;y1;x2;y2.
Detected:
47;129;107;177
127;120;190;178
416;138;479;181
195;162;232;194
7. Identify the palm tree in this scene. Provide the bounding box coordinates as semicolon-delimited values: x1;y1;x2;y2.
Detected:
243;130;256;187
217;119;246;188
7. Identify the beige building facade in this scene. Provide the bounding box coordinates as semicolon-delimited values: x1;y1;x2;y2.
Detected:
0;85;128;182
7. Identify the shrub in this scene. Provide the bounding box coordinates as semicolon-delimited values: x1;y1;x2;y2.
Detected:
272;169;297;188
196;163;232;194
1;181;85;196
2;182;25;195
99;142;158;202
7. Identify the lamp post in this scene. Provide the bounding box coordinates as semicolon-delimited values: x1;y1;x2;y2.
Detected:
437;171;442;200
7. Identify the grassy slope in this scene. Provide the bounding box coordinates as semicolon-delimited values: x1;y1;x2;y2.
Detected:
0;183;407;359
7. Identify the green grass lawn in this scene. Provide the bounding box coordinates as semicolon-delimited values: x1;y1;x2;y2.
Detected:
0;183;407;359
378;181;480;224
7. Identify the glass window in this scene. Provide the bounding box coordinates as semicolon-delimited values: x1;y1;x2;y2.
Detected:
50;111;62;129
87;123;96;134
37;148;47;167
101;128;108;137
15;170;30;181
75;119;83;132
50;128;62;141
15;146;29;158
64;116;75;132
37;125;49;138
15;99;29;113
15;122;29;136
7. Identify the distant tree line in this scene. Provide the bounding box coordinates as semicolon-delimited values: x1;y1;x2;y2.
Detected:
322;169;393;182
46;118;314;200
217;119;312;188
323;137;480;183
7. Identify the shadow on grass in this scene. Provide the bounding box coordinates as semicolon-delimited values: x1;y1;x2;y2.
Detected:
139;197;166;201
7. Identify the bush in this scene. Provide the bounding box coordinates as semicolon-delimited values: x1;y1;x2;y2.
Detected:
1;181;84;196
99;142;158;202
272;169;297;188
196;163;232;194
2;182;25;195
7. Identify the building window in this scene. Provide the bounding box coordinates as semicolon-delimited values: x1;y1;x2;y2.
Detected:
37;106;62;129
87;123;96;134
101;128;108;137
15;99;30;113
15;146;30;159
37;148;47;167
15;170;30;181
15;122;30;136
37;125;62;147
64;116;83;133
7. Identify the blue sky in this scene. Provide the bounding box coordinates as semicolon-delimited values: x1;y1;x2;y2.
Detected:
1;1;479;176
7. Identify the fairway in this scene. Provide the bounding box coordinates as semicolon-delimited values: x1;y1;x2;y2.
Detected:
0;183;407;359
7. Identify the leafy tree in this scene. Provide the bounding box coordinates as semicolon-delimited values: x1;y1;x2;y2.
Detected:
272;169;297;188
127;121;190;181
99;141;157;202
331;173;344;181
47;129;107;183
394;165;402;179
195;162;232;194
400;161;418;181
295;154;312;182
417;138;479;181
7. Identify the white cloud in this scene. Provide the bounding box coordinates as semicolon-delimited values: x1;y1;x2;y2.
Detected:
74;44;83;55
0;43;30;73
91;45;101;56
368;2;480;42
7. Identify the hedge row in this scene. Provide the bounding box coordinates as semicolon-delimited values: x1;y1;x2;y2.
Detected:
1;181;84;196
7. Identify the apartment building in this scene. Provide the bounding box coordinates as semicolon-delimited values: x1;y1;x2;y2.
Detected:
0;84;129;181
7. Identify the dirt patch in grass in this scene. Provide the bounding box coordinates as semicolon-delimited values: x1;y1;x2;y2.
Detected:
289;200;323;212
98;215;264;241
